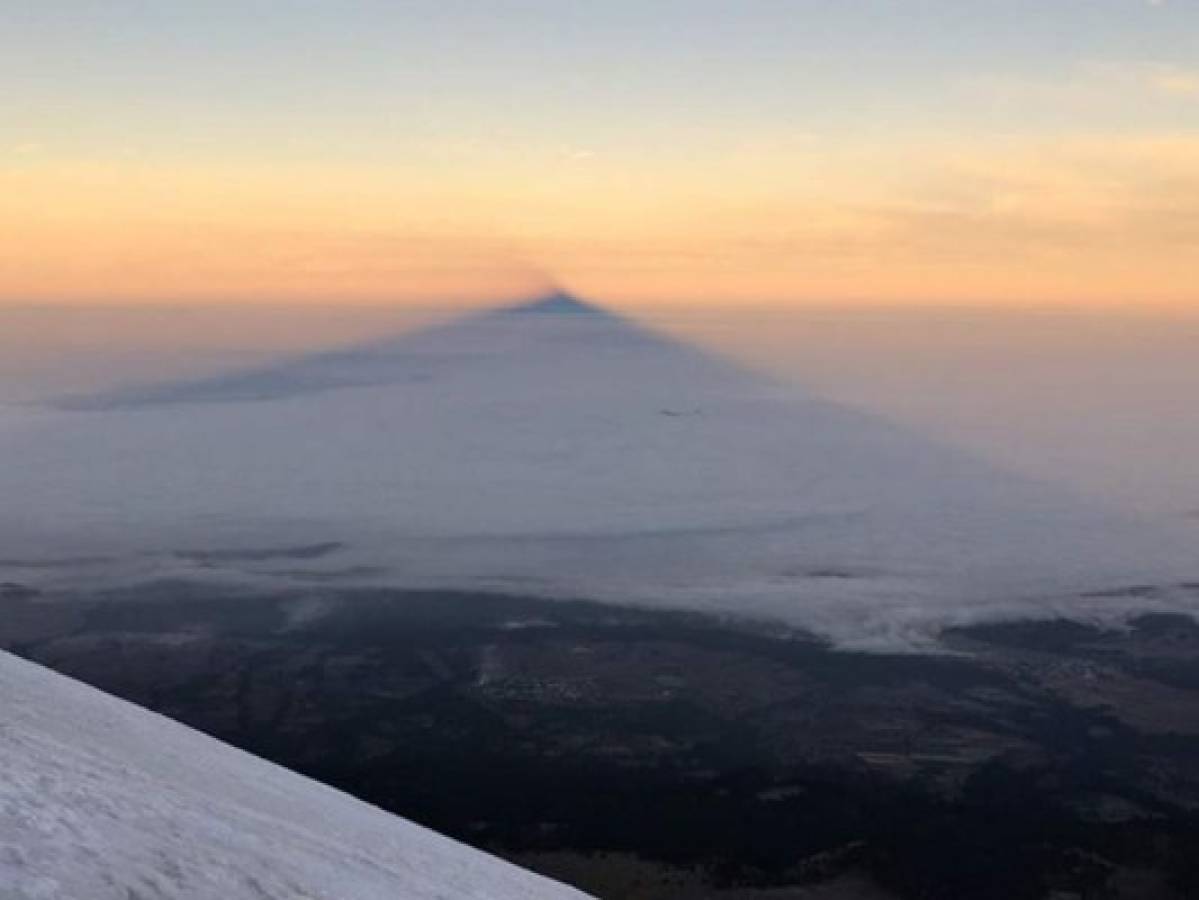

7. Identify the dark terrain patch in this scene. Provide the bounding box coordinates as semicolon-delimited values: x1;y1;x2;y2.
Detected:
5;585;1198;899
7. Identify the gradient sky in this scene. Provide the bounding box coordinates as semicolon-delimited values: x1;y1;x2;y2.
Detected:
3;1;1197;307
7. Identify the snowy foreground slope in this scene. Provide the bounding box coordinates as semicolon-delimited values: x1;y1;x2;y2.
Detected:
0;648;590;900
0;292;1195;649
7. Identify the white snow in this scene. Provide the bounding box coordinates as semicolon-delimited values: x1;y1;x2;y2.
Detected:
0;293;1195;649
0;648;590;900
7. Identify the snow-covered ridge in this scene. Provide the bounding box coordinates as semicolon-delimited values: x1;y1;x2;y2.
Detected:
0;649;590;900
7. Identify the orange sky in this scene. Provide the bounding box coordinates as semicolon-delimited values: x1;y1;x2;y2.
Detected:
4;3;1197;310
5;135;1196;309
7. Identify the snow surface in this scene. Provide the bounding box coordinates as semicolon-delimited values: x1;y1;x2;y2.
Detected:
0;293;1195;649
0;648;590;900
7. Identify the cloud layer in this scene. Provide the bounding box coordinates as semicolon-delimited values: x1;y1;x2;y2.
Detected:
2;298;1194;650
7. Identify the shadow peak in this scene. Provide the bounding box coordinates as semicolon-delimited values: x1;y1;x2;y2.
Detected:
501;290;608;317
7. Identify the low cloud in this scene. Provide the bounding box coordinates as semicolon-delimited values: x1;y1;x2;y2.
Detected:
968;60;1199;107
1148;66;1199;97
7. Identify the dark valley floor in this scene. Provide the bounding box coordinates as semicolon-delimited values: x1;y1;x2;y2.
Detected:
4;582;1199;899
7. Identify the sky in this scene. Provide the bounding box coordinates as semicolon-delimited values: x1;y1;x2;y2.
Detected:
3;0;1198;307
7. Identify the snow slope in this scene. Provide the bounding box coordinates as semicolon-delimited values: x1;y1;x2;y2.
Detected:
0;648;590;900
0;292;1194;648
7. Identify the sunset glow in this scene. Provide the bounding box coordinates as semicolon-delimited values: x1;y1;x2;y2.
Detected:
4;2;1197;308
